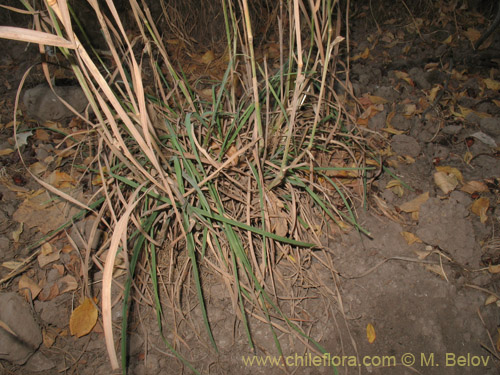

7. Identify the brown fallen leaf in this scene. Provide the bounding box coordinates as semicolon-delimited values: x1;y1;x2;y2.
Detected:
460;180;489;194
399;192;429;213
434;171;458;194
435;166;463;184
58;275;78;294
464;28;481;44
471;197;489;224
401;231;422;245
38;246;61;268
70;298;98;338
19;275;41;300
43;327;59;348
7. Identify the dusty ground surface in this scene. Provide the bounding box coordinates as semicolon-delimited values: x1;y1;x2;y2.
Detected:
0;2;499;375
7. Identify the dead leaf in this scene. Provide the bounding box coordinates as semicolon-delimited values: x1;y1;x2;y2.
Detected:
352;47;370;61
435;166;463;184
226;144;239;167
43;327;58;348
471;197;489;223
386;179;404;197
69;298;98;338
367;323;376;344
497;328;500;353
442;35;453;45
46;171;77;189
58;275;78;294
19;275;41;300
395;71;414;86
425;264;446;278
12;189;68;234
0;147;14;156
428;85;441;102
403;103;417;116
0;320;17;337
460;180;489;194
41;242;53;255
463;28;481;43
200;50;215;65
1;260;24;270
16;131;33;148
12;222;23;243
29;162;48;176
265;191;288;237
488;264;500;274
470;131;497;147
483;78;500;91
434;171;458;194
38;246;61;268
369;95;388;105
401;231;422;245
38;282;59;301
399;192;429;213
485;294;498;306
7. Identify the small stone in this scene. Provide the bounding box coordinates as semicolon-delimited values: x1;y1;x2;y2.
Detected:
0;292;42;365
391;134;421;158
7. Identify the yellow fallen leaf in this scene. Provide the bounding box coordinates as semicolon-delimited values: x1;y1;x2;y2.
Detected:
200;50;215;65
484;78;500;91
471;197;489;224
463;151;473;164
485;294;498;306
352;47;370;61
369;95;388;105
428;85;441;102
69;298;98;338
442;35;453;44
435;166;463;183
459;106;491;119
386;180;404;197
367;323;376;344
434;171;458;194
0;148;14;156
399;192;429;213
401;231;422;245
46;171;77;189
381;127;405;135
488;264;500;274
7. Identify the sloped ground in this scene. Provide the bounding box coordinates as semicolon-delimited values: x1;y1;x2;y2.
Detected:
0;2;499;375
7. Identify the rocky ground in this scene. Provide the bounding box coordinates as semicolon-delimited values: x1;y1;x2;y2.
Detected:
0;2;499;375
